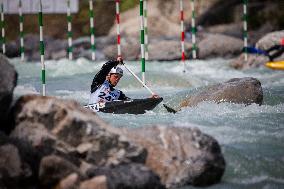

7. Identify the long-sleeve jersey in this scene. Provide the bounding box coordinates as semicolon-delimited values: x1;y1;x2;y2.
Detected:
88;60;130;104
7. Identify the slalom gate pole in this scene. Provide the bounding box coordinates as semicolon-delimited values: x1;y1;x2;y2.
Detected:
115;0;121;57
123;63;155;95
67;0;73;60
179;0;186;72
19;0;25;61
0;3;5;54
39;0;46;96
144;0;149;60
89;0;96;60
140;0;146;83
191;0;197;59
243;0;248;61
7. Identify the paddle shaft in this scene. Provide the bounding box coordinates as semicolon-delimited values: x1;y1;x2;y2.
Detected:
121;62;178;113
122;63;155;95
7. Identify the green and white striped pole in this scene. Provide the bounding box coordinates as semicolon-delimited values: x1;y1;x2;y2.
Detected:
243;0;248;61
39;0;46;96
67;0;73;60
89;0;96;60
0;3;5;54
19;0;25;61
140;0;146;83
191;0;197;59
144;0;149;60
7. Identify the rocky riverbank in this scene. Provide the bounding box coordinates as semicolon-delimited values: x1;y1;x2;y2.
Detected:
0;53;227;188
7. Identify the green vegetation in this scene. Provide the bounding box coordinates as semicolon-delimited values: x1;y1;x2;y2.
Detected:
121;0;139;12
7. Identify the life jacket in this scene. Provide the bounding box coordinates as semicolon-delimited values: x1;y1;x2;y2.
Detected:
88;80;121;104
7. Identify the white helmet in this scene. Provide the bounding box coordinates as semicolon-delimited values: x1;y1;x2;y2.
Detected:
109;67;123;76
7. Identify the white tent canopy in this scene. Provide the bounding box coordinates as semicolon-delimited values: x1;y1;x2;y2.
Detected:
2;0;78;14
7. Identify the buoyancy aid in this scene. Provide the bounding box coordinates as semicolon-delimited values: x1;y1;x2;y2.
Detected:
89;80;122;104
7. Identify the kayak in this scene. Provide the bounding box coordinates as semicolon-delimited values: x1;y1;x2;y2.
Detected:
84;97;163;114
265;61;284;70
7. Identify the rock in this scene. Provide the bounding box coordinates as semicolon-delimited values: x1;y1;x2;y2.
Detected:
230;30;284;69
86;163;165;189
39;155;80;188
79;176;107;189
46;39;68;60
12;95;147;167
5;42;20;58
0;144;31;187
0;132;37;188
205;22;243;39
230;53;269;69
179;77;263;109
148;39;192;61
55;173;80;189
256;30;284;50
108;0;216;38
103;37;140;60
198;33;243;59
10;120;79;163
122;126;225;188
0;54;17;133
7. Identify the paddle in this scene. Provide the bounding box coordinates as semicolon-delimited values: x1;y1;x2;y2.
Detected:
121;62;155;95
243;46;269;56
120;61;177;113
163;104;177;114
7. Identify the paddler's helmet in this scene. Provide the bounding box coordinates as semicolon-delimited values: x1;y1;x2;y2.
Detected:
109;67;123;76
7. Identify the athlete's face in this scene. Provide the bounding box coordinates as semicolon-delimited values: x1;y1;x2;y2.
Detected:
109;73;122;86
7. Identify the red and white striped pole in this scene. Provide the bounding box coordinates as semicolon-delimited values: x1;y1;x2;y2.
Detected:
115;0;121;58
179;0;186;73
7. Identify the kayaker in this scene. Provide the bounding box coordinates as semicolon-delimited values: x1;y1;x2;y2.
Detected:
265;38;284;61
89;57;159;104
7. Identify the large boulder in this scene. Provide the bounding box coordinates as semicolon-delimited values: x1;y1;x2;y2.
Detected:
122;126;225;188
87;163;165;189
0;132;40;188
39;155;81;189
11;95;147;166
256;30;284;50
148;39;192;61
0;54;17;133
9;95;165;188
198;33;243;59
178;77;263;109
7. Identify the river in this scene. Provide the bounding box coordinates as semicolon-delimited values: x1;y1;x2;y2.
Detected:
11;57;284;189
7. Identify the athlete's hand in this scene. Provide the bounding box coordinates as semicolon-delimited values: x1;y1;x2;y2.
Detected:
117;56;124;65
150;94;160;99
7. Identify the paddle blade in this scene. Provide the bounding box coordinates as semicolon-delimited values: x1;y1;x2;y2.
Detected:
163;104;177;114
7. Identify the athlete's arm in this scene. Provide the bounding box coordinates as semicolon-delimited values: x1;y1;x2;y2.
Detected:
90;60;119;93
